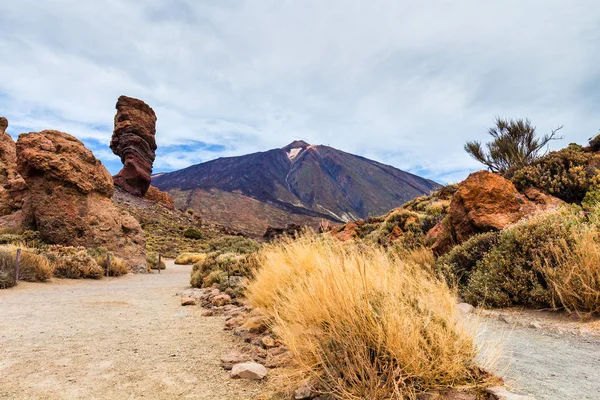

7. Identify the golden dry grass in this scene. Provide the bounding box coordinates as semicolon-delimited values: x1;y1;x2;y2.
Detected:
0;245;54;282
246;234;489;399
175;252;207;265
541;223;600;317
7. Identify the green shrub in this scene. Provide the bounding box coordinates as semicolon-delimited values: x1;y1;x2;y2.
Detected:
436;231;499;287
183;228;203;240
463;207;582;308
147;253;166;270
511;147;600;203
190;252;255;288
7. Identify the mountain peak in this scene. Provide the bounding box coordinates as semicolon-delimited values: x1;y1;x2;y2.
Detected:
282;140;310;151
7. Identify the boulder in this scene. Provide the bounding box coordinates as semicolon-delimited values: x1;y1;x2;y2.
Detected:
230;362;267;380
0;117;27;221
428;171;562;254
334;221;358;241
16;130;146;270
144;185;174;209
110;96;157;197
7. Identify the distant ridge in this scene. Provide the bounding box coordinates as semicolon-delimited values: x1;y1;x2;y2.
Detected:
152;141;439;237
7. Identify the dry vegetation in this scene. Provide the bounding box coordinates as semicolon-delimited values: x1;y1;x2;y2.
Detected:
175;252;206;265
246;234;494;399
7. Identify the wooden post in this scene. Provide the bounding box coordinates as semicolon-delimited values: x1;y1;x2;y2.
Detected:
158;254;161;274
15;248;21;283
106;253;111;277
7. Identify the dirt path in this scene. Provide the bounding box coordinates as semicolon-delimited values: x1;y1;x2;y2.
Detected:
478;313;600;400
0;261;265;400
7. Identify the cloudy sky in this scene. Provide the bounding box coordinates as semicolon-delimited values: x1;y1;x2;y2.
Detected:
1;1;599;183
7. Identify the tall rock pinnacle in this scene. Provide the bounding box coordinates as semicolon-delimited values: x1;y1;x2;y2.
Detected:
110;95;157;197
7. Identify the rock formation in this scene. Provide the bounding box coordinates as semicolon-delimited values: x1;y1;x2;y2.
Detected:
110;96;157;197
0;117;27;228
144;186;174;209
428;170;562;254
16;130;146;269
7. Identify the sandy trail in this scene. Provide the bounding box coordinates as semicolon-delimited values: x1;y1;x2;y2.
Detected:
478;315;600;400
0;261;264;400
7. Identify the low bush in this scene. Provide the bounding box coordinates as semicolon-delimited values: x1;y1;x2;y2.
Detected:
174;252;206;265
436;231;499;287
147;253;166;270
190;252;254;288
183;228;203;240
87;248;128;277
47;246;104;279
246;234;492;399
511;147;600;203
462;207;582;308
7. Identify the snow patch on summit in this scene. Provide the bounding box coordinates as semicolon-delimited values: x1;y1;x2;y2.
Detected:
287;147;303;161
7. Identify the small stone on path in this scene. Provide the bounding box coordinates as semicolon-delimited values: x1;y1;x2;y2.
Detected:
230;362;267;380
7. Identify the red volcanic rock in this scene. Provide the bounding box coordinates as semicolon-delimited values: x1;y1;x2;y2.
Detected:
428;170;563;254
17;130;146;270
0;117;27;222
110;96;157;197
144;185;174;209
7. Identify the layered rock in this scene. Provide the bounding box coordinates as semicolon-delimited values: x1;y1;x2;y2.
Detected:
0;117;27;227
144;185;174;209
428;170;562;254
110;96;157;197
16;130;146;269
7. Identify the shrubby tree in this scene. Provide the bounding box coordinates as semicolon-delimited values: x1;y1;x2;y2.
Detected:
465;118;562;175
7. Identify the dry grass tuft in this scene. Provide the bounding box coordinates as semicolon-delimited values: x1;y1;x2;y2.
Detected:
175;252;206;265
540;223;600;317
247;234;490;399
0;245;54;283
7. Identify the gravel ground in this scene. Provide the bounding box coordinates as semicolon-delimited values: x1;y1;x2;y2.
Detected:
477;314;600;400
0;261;265;400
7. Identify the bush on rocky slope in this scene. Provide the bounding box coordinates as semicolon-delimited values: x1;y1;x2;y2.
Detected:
511;147;600;203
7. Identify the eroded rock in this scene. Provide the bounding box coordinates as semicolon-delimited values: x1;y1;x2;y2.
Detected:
428;171;562;254
144;185;174;209
0;117;27;223
16;130;146;270
110;96;157;197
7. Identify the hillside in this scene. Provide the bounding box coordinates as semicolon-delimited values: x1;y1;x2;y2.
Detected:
152;141;439;236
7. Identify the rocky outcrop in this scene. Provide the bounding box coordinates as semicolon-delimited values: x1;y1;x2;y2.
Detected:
16;130;146;269
144;186;174;209
0;117;27;228
428;170;562;254
110;96;157;197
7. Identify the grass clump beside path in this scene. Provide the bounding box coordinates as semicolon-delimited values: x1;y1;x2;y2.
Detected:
246;234;493;399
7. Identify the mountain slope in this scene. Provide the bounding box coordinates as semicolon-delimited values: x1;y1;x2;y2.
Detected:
152;141;439;236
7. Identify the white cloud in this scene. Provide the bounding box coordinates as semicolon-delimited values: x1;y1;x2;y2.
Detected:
1;0;599;182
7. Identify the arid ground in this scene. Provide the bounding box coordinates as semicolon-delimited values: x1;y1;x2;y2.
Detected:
0;261;264;400
2;260;600;400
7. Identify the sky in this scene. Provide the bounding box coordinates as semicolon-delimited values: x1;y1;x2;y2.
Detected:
1;1;599;183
